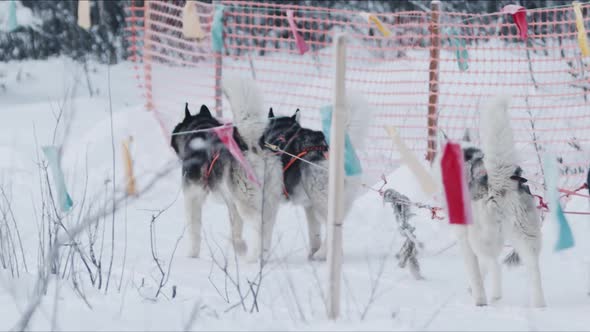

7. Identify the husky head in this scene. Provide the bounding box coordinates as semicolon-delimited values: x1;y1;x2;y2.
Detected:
171;103;248;184
259;108;328;163
171;103;222;159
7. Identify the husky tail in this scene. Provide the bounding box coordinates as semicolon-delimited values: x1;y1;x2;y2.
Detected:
480;95;517;194
344;92;372;152
222;75;266;145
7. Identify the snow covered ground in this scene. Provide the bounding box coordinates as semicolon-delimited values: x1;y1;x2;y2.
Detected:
1;56;590;331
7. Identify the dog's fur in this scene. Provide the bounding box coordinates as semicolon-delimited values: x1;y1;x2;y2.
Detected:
222;76;371;260
171;103;283;261
220;78;286;261
454;96;545;307
260;97;369;260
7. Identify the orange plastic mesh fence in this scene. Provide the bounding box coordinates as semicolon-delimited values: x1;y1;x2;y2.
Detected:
125;1;590;190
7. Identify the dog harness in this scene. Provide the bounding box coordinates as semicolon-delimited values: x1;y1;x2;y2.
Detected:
281;145;329;198
203;151;221;188
267;131;329;198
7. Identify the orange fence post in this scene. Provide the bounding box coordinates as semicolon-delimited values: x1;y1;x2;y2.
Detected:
214;0;223;117
427;0;441;163
143;2;154;111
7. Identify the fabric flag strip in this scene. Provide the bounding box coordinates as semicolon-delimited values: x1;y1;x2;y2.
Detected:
359;12;392;37
543;153;575;251
286;10;310;55
211;4;225;52
122;137;137;196
212;125;260;187
42;146;73;212
440;142;472;225
78;0;91;30
320;105;362;176
502;5;528;41
446;27;469;71
573;2;590;57
182;1;205;39
8;0;17;31
384;126;438;195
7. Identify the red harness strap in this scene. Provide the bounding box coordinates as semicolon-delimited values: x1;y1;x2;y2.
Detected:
281;145;328;198
282;151;309;198
203;151;221;187
559;183;589;199
533;194;549;211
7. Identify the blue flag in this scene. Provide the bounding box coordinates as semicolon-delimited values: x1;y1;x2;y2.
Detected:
320;105;363;176
445;27;468;71
211;4;225;53
543;153;574;251
42;146;73;212
8;0;18;32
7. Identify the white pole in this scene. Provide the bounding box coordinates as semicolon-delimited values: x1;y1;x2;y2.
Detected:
327;33;347;320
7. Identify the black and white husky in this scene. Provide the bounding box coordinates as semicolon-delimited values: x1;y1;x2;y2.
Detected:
453;96;545;307
171;103;283;262
222;76;371;260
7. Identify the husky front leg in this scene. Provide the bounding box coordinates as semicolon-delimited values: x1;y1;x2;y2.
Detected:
220;185;247;256
226;200;247;256
304;206;322;259
481;256;502;301
183;183;207;258
456;227;487;306
260;194;280;262
513;238;545;307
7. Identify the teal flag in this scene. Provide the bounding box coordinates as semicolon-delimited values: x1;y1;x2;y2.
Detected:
211;4;225;53
446;27;468;71
42;146;73;212
320;105;363;176
543;154;574;251
8;0;18;32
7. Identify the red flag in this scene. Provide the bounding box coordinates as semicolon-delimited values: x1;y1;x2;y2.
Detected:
212;125;261;187
286;10;309;55
440;142;472;225
502;5;528;41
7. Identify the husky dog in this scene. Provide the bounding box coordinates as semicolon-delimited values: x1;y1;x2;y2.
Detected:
455;96;545;307
220;77;286;261
222;77;371;260
261;104;370;260
171;103;282;261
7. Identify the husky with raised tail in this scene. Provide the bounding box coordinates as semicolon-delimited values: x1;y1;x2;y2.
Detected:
171;103;283;262
457;96;545;307
223;77;370;260
260;105;371;260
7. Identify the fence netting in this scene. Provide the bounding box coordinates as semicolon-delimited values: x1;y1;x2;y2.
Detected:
126;0;590;190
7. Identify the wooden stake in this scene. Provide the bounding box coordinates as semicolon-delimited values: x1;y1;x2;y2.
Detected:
426;0;441;163
327;33;347;320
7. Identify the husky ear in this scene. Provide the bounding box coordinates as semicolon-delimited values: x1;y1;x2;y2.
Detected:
184;103;191;119
268;107;275;119
291;108;300;122
199;104;212;117
462;128;472;142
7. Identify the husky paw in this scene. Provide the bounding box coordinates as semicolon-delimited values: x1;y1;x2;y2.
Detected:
245;253;259;264
307;247;320;260
532;298;546;308
188;248;200;259
311;246;328;261
233;239;248;256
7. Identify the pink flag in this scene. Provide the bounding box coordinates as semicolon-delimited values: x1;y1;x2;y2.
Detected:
440;142;473;225
212;125;261;187
502;5;528;41
286;9;309;55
